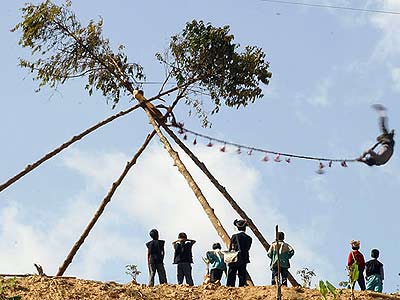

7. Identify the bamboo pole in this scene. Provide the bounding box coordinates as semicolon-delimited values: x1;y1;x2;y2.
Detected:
275;225;282;300
0;84;183;194
56;130;156;276
163;125;300;287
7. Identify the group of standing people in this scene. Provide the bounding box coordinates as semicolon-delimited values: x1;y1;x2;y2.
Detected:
347;240;384;293
146;226;385;293
145;219;295;287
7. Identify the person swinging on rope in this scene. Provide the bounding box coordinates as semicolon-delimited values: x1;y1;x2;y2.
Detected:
357;104;395;166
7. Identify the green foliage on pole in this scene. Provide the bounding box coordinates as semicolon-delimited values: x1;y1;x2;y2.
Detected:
12;0;144;108
160;20;272;125
13;1;272;125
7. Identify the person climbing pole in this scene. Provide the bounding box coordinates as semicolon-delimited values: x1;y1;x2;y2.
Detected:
357;104;395;166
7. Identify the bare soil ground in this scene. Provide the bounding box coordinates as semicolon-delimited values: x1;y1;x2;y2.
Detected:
1;276;399;300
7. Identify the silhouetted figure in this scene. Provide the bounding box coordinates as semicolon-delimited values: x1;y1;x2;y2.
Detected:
173;232;196;286
226;219;252;287
146;229;167;286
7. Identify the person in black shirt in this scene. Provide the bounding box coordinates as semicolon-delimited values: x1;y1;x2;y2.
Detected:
146;229;167;286
226;219;252;287
172;232;196;286
365;249;384;292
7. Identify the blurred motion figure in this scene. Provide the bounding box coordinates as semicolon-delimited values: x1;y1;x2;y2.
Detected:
358;104;395;166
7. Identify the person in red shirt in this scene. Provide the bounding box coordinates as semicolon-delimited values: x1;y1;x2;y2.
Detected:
347;240;366;290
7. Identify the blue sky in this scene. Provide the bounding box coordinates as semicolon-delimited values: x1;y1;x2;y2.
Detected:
1;0;400;293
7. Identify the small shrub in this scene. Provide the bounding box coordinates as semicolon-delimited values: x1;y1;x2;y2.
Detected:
318;280;337;300
338;280;349;288
318;280;328;300
125;265;141;283
297;267;316;288
325;281;337;298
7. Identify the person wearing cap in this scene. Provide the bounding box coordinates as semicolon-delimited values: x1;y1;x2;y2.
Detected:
357;104;395;166
145;229;167;286
267;231;294;286
172;232;196;285
226;219;252;287
347;240;366;290
365;249;384;292
206;242;227;283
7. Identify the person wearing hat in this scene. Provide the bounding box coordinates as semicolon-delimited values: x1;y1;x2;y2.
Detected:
267;231;295;286
145;229;167;286
206;242;227;283
172;232;196;285
226;219;252;287
347;240;366;290
365;249;384;292
357;104;395;166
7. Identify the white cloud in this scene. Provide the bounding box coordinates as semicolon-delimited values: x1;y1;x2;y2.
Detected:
391;67;400;93
369;1;400;60
306;78;333;107
63;150;129;189
305;176;338;204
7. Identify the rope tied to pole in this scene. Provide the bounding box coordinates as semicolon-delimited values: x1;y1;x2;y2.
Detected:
173;124;359;167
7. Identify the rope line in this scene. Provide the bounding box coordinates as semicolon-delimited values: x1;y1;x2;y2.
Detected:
260;0;400;15
175;125;358;165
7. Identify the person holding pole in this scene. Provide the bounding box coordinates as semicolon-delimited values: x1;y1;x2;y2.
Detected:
268;231;295;286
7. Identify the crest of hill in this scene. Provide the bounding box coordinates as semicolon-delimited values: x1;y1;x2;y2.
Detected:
1;276;399;300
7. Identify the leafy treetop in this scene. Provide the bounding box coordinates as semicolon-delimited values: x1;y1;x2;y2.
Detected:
164;20;272;117
13;1;272;125
12;0;144;108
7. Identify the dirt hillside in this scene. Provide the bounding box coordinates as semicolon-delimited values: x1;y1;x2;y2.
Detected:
1;276;399;300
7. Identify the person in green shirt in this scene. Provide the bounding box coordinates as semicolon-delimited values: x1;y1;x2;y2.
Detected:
206;243;227;283
267;231;294;286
